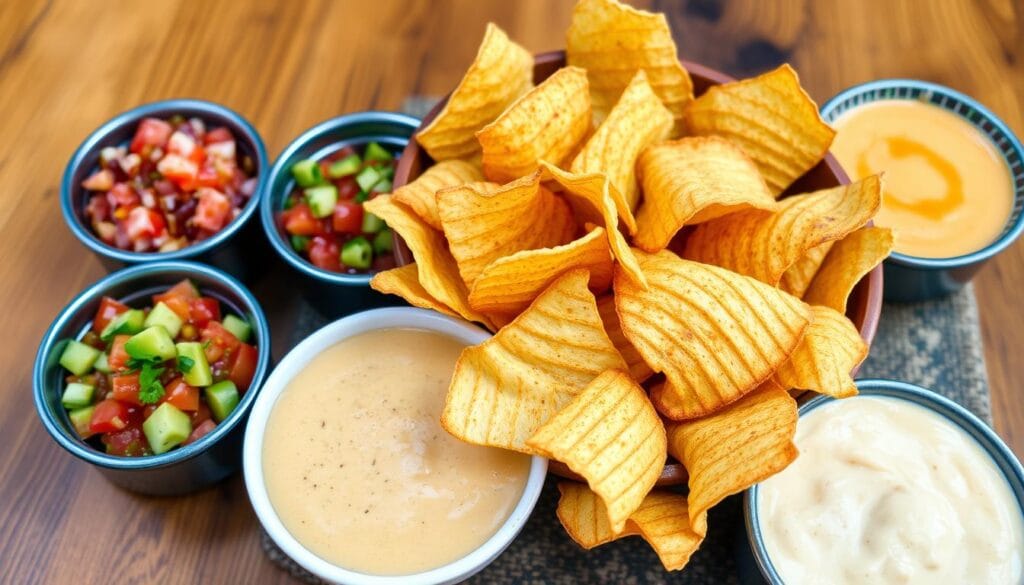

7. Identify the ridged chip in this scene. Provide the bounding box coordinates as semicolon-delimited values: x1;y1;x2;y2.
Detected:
596;295;653;383
570;70;673;211
369;263;458;319
391;159;486;230
683;64;835;195
634;137;776;252
614;249;811;420
774;305;867;398
415;23;533;160
441;269;627;453
567;0;694;134
804;226;895;312
477;66;592;182
683;175;882;287
666;384;798;535
528;370;667;532
779;241;834;298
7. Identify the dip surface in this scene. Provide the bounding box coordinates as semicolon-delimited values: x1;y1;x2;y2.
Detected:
263;328;531;576
831;100;1013;258
758;396;1024;584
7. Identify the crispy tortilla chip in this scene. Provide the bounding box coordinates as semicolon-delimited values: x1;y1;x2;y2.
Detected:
557;483;704;571
363;196;492;328
804;226;895;312
779;241;834;298
683;64;836;195
666;384;798;535
596;295;653;383
529;370;666;532
634;137;776;252
567;0;694;134
438;172;577;287
477;66;592;182
570;70;673;211
774;305;867;398
415;24;533;160
441;269;627;453
468;227;613;317
615;249;811;420
682;176;882;287
391;159;486;230
369;263;458;318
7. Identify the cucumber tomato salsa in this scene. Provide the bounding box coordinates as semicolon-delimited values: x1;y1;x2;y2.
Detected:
81;116;257;253
277;142;396;273
57;280;258;456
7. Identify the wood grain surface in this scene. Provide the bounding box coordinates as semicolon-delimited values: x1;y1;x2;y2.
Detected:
1;1;1021;582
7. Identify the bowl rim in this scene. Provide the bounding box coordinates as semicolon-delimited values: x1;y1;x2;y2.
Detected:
744;378;1024;583
258;111;421;287
32;260;272;470
243;307;547;585
820;78;1024;269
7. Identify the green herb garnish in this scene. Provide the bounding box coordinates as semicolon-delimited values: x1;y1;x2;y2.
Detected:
138;363;166;404
177;355;195;374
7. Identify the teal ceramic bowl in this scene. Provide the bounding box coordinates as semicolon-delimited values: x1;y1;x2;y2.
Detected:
820;80;1024;301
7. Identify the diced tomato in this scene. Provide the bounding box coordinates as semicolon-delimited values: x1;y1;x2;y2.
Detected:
107;183;140;208
130;118;173;154
157;154;199;190
188;297;221;328
336;176;359;200
124;207;166;240
92;296;129;332
89;399;131;433
196;162;221;188
183;419;216;446
102;425;149;457
308;236;341;271
204;127;233;145
201;321;240;364
191;402;212;427
193;188;231;232
161;378;199;411
111;373;142;406
167;130;205;164
332;200;364;234
154;279;200;304
205;140;235;162
108;335;132;372
282;203;322;236
228;343;257;392
82;169;114;191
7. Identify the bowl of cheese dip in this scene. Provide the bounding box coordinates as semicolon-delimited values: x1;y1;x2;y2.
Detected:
745;379;1024;584
243;308;545;584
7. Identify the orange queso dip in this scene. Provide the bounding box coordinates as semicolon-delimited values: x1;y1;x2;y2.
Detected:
831;100;1013;258
262;328;531;576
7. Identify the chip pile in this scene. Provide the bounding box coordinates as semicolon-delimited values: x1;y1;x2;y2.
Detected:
368;0;895;573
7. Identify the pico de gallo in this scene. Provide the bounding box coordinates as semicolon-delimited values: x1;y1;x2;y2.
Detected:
277;142;397;274
81;116;258;253
57;280;258;456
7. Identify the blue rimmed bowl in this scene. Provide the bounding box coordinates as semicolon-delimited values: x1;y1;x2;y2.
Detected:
741;378;1024;583
260;111;420;317
62;99;269;282
821;80;1024;301
33;261;271;495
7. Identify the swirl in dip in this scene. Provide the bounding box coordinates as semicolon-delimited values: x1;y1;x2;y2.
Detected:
757;396;1024;584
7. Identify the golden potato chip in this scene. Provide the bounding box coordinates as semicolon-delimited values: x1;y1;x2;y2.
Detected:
634;137;776;252
774;305;867;398
779;241;834;298
596;295;653;383
468;227;613;317
369;263;458;319
567;0;694;134
666;384;798;535
557;483;704;571
804;226;895;312
570;70;673;211
438;172;577;287
683;175;882;287
442;269;627;453
683;64;836;195
363;196;492;328
477;66;592;182
528;370;666;532
415;23;533;160
391;159;486;230
615;249;811;420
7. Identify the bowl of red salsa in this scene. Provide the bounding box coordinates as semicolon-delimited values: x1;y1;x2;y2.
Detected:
62;100;268;280
33;261;270;495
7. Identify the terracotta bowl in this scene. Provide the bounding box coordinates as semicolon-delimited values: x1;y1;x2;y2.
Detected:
392;51;884;486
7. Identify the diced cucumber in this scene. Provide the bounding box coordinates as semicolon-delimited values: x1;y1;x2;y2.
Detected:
59;341;101;376
291;235;310;253
142;403;192;454
341;236;373;270
205;381;240;422
125;327;177;362
222;314;251;343
373;229;394;255
68;406;95;437
93;352;111;374
361;212;385;234
355;166;381;192
328;154;362;178
305;185;338;218
61;382;95;409
291;159;323;188
175;342;212;386
363;142;393;163
100;309;145;341
373;178;392;193
143;302;183;338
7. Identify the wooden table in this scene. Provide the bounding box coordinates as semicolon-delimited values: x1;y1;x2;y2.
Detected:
2;0;1021;581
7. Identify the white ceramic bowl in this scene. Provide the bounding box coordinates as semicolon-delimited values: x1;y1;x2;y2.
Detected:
243;308;548;585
